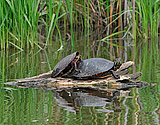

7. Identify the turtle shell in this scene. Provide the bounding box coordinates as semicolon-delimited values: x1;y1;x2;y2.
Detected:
73;58;115;79
51;52;79;78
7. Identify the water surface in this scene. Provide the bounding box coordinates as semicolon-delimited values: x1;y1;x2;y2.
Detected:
0;30;160;124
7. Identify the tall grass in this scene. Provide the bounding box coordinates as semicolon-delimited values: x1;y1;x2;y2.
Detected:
0;0;41;49
0;0;159;50
0;0;64;50
136;0;159;39
134;0;160;83
0;50;5;85
135;38;160;83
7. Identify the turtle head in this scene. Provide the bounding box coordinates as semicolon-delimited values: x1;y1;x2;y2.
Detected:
114;58;122;70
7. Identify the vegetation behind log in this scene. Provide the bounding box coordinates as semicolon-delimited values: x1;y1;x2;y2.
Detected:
0;0;159;50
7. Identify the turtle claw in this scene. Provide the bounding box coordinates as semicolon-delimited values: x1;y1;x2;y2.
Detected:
110;70;120;79
115;75;120;79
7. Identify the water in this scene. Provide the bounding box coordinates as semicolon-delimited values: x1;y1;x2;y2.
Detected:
0;30;160;124
0;85;159;124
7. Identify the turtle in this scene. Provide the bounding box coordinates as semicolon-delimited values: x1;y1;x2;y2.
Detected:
72;58;121;79
51;52;81;78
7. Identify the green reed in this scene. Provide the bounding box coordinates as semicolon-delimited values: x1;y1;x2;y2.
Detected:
132;0;160;84
0;50;7;85
136;39;160;83
65;0;74;49
0;0;64;50
0;0;159;50
137;38;160;124
0;0;40;49
136;0;159;39
45;0;63;48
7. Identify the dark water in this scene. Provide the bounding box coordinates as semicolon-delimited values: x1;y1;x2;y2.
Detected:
0;30;160;124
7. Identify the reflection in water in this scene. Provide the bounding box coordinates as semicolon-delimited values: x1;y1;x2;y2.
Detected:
2;75;159;124
123;98;129;125
52;87;119;113
10;80;146;116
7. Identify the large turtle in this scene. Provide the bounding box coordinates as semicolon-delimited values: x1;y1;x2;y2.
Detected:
72;58;121;79
51;52;81;78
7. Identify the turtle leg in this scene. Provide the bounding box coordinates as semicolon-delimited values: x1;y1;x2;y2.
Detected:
110;70;120;79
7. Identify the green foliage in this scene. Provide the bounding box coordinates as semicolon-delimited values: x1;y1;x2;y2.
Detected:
0;0;65;50
0;0;41;49
136;0;159;39
0;0;159;50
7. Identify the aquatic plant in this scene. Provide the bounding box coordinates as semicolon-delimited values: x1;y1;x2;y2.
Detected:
0;0;159;50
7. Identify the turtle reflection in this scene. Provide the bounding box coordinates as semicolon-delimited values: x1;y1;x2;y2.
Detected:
52;87;120;113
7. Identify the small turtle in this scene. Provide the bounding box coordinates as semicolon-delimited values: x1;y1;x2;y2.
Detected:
73;58;121;79
51;52;81;78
